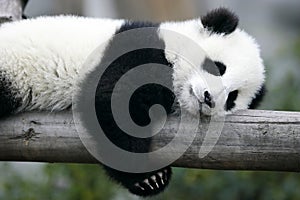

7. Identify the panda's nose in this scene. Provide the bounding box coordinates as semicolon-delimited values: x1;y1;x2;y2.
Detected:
204;91;215;108
190;86;216;108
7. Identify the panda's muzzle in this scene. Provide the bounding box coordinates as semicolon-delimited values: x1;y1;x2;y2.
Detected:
190;85;216;109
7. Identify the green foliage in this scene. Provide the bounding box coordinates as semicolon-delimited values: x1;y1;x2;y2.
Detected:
294;37;300;57
260;35;300;111
261;69;300;111
154;169;300;200
2;163;300;200
42;164;118;200
0;163;119;200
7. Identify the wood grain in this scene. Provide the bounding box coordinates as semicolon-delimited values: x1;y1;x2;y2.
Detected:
0;110;299;172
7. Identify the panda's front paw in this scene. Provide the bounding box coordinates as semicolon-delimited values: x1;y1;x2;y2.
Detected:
128;167;172;197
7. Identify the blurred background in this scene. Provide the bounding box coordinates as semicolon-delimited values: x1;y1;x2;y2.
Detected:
1;0;300;199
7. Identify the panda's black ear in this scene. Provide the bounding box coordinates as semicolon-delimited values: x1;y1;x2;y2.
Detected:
201;8;239;35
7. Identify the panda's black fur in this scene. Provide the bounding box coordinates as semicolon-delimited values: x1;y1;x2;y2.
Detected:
0;73;21;117
0;8;266;197
79;20;175;196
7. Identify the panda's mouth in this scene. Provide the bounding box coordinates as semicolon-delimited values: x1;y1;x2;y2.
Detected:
199;102;213;116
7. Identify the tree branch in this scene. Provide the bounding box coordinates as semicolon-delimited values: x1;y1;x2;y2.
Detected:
0;110;299;172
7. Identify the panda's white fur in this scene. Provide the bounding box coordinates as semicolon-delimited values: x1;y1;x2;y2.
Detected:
0;16;124;111
0;15;264;116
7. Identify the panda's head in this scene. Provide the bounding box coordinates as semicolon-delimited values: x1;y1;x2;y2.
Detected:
160;8;265;116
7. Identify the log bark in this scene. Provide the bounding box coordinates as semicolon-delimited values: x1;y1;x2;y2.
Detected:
0;110;299;172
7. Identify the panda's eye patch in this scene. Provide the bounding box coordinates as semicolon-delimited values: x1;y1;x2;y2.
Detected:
214;61;226;76
225;90;238;111
202;58;226;76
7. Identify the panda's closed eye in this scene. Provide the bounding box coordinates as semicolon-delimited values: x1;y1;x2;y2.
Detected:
202;58;226;76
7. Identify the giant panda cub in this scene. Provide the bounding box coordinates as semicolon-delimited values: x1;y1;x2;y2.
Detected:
0;8;265;197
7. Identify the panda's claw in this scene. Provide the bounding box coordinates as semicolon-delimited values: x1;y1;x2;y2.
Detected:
157;173;164;185
158;171;163;178
143;179;154;190
163;169;169;182
134;183;145;191
157;171;165;184
150;175;160;188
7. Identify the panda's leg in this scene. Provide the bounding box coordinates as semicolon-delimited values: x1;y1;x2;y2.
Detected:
103;165;172;197
95;121;173;196
96;123;173;196
0;71;21;118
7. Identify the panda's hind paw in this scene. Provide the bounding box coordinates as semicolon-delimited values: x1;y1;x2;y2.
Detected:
128;167;172;197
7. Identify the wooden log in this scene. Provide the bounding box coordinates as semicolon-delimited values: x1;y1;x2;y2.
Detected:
0;110;299;172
